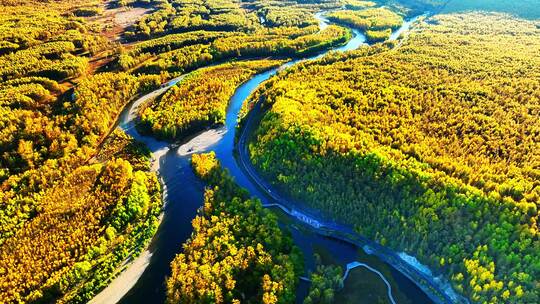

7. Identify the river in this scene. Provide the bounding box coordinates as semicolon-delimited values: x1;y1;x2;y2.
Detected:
93;11;455;304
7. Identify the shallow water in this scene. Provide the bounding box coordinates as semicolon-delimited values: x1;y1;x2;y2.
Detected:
116;13;435;304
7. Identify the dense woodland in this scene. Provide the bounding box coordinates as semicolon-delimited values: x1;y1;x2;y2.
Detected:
166;152;302;303
117;0;351;76
0;0;352;301
303;257;343;304
327;7;403;42
0;1;165;302
0;129;162;303
139;60;283;140
2;0;540;302
247;12;540;304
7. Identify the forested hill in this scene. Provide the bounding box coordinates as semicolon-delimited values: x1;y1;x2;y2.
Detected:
246;11;540;304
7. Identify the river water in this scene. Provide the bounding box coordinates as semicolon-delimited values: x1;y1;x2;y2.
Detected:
116;13;435;304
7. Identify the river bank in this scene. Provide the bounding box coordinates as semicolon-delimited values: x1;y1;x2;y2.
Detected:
89;10;458;304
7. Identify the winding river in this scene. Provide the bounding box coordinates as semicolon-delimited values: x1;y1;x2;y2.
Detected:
90;11;463;304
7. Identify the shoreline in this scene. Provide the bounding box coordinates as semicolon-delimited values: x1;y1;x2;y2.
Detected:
88;80;227;304
88;9;464;304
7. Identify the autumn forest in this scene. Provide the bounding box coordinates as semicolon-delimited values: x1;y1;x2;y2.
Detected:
0;0;538;303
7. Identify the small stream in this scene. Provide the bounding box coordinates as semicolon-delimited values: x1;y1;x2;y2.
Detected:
115;13;438;304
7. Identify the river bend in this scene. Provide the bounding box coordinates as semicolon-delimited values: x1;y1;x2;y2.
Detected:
91;11;460;304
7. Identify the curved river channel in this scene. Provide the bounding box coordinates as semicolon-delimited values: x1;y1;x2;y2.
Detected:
92;11;464;304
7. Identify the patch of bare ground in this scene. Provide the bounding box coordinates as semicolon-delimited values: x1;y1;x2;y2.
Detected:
83;2;153;74
90;1;152;42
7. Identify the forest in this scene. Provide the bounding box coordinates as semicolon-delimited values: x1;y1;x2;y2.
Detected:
138;60;283;140
112;0;353;78
303;257;343;304
0;1;165;301
246;12;540;304
2;0;539;302
0;129;162;303
166;152;303;303
0;0;355;301
326;7;403;42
